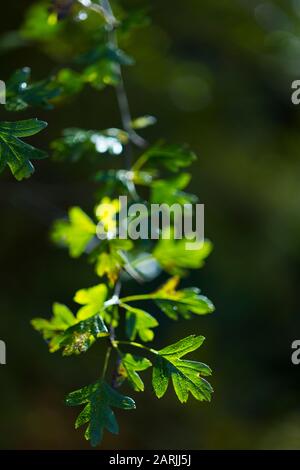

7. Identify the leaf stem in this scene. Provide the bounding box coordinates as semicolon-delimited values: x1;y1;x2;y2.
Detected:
119;293;156;303
114;340;157;356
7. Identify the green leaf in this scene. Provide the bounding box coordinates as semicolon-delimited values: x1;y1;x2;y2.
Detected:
51;207;96;258
133;143;197;172
153;238;213;277
55;68;84;98
92;238;133;285
66;379;136;447
0;119;47;180
21;4;62;42
96;252;122;285
122;303;158;342
31;302;76;341
32;293;109;356
118;353;152;391
151;173;197;205
78;44;134;91
153;277;215;320
74;283;108;321
5;67;60;111
152;335;213;403
121;277;214;321
57;314;108;356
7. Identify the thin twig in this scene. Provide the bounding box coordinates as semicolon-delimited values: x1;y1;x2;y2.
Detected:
107;28;147;169
80;0;147;168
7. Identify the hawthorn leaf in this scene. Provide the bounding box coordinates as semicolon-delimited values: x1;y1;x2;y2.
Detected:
57;314;108;356
121;303;158;342
51;207;96;258
118;353;152;392
6;67;60;111
152;335;213;403
0;118;47;180
96;252;122;285
66;379;136;447
133;143;196;172
74;284;108;321
153;276;215;320
31;302;76;342
153;238;213;277
32;297;108;356
151;173;197;205
121;277;214;321
93;238;133;285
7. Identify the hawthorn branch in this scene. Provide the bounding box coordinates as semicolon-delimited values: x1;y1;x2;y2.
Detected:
79;0;147;169
105;13;147;169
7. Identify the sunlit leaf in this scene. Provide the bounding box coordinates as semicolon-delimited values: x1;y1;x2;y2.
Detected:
52;207;96;258
152;335;213;403
122;303;158;342
74;283;108;321
118;353;152;391
154;238;213;277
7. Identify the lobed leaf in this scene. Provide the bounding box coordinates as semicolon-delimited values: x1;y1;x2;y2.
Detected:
152;335;213;403
0;118;48;180
66;379;136;447
122;303;158;342
51;207;96;258
118;353;152;392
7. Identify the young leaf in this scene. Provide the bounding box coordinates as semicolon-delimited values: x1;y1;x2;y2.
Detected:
74;283;108;321
121;277;214;320
118;353;152;392
122;303;158;342
0;119;47;180
51;207;96;258
152;335;213;403
151;173;197;205
153;238;213;276
154;276;214;320
66;379;136;447
133;143;197;172
96;252;122;285
32;296;108;356
31;302;76;342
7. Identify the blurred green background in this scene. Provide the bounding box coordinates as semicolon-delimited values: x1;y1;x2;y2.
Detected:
1;0;300;449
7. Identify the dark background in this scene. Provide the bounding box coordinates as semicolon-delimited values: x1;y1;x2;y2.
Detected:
1;0;300;449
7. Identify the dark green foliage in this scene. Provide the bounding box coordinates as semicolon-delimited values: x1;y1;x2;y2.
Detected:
0;119;47;180
65;379;136;447
5;67;60;111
